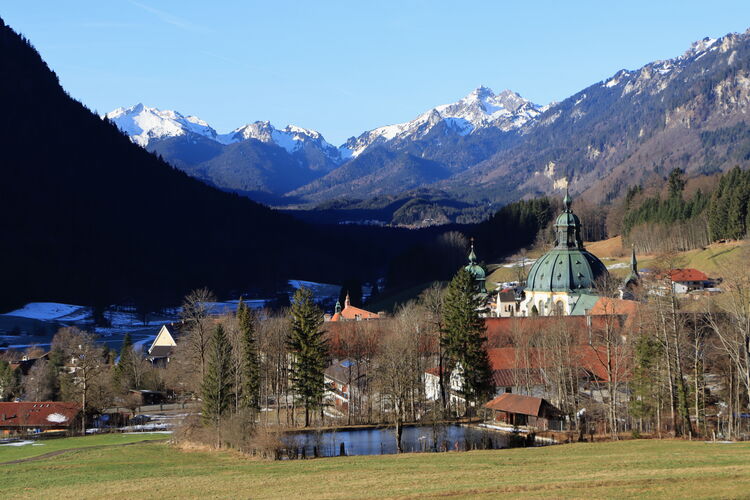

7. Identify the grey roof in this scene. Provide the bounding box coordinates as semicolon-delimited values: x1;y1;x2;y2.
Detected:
147;345;173;358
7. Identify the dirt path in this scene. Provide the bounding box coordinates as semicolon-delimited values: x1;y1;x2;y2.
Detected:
0;438;167;465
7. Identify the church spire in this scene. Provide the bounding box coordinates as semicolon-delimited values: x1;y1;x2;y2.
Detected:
625;246;639;284
468;237;477;265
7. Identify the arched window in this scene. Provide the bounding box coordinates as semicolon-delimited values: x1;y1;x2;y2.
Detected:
554;300;565;316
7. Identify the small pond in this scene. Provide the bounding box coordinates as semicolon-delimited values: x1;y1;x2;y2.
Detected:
281;424;509;457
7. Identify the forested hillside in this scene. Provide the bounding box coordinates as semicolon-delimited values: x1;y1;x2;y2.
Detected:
596;167;750;254
0;19;450;311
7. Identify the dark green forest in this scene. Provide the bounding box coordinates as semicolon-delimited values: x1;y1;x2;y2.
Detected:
621;167;750;252
0;19;482;313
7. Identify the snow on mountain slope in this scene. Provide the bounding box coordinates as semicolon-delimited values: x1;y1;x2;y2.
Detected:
105;103;217;146
218;121;341;160
106;104;342;163
340;86;543;159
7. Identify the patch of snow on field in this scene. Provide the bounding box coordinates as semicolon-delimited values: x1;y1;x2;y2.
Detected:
123;431;173;435
502;259;536;268
0;440;34;447
4;302;88;321
288;280;341;303
607;263;628;270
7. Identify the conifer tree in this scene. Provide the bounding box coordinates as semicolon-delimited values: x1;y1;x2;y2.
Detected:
287;287;328;427
201;324;234;431
114;332;135;391
442;268;494;414
237;300;260;412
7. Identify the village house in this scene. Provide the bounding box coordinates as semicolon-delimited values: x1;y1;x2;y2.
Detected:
665;268;710;294
493;286;525;317
324;359;366;414
8;351;49;376
484;393;563;431
0;401;81;435
146;323;179;364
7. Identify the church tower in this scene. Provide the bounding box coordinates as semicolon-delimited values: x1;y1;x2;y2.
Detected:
464;238;487;294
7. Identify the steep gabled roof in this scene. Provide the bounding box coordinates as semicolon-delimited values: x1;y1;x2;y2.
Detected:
148;324;178;355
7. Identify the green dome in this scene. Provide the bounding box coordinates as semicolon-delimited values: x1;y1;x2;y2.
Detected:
525;191;608;293
525;248;608;292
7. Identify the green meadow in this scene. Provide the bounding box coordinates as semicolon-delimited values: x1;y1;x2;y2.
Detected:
1;434;749;499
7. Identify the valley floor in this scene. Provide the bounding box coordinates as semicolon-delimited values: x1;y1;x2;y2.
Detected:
1;435;749;499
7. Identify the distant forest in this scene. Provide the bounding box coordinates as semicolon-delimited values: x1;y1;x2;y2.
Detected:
0;18;547;314
620;167;750;253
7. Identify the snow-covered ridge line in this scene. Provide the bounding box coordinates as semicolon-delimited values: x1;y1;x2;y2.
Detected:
105;103;341;161
341;86;544;158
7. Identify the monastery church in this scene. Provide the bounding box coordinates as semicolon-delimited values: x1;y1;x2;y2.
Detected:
465;191;639;317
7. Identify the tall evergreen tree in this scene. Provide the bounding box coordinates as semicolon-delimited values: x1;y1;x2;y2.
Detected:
237;300;260;412
442;268;494;414
114;332;135;391
201;324;234;431
287;287;328;427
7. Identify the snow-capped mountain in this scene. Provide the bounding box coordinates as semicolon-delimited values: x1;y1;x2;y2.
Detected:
340;87;543;159
106;103;344;199
218;121;341;160
106;104;341;163
105;103;218;146
441;29;750;204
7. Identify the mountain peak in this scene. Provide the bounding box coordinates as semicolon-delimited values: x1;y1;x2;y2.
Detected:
341;85;543;158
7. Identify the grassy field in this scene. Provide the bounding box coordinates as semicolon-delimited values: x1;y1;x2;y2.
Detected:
1;436;750;499
0;432;168;462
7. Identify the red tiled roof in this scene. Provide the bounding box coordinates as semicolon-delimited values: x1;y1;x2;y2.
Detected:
492;368;544;387
0;402;80;428
667;268;708;282
487;345;630;383
589;297;640;317
484;393;544;416
328;303;379;322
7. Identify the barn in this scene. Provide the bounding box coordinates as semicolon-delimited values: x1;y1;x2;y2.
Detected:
0;402;81;435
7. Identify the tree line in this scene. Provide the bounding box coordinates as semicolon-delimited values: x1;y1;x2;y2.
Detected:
619;167;750;253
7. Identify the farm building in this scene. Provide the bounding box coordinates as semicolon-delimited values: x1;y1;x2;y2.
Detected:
666;268;709;294
484;393;563;430
0;401;81;435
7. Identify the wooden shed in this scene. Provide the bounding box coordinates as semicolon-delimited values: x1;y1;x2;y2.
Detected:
484;393;563;431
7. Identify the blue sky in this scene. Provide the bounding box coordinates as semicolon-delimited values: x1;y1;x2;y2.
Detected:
3;1;750;144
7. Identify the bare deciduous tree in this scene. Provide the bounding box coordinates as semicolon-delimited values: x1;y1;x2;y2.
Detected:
181;288;217;377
